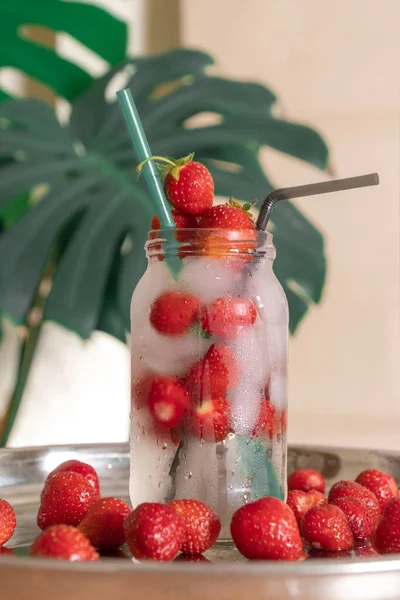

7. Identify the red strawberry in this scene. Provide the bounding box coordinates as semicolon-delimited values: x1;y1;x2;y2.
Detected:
168;499;221;554
174;553;210;563
132;372;155;410
199;199;255;230
230;497;303;561
301;504;353;552
355;469;399;511
185;343;239;398
330;496;374;540
198;199;257;260
47;460;100;496
252;397;287;440
37;471;99;530
150;211;198;256
0;547;14;556
138;153;214;215
78;497;131;549
148;376;190;428
373;497;400;554
287;469;326;494
287;490;327;526
151;210;197;233
124;502;185;561
150;290;200;336
200;297;257;339
0;499;16;546
191;395;231;442
328;480;381;524
30;525;99;561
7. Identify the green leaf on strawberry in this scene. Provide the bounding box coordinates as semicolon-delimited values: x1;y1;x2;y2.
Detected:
190;321;211;339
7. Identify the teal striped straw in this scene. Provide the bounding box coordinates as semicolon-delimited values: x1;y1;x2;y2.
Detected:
116;88;175;229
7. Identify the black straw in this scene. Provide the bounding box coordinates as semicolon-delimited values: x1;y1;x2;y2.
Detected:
256;173;380;230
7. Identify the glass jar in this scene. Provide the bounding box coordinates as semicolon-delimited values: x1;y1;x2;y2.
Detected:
130;228;288;540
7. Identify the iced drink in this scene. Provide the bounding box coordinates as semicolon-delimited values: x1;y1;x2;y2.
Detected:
130;228;288;540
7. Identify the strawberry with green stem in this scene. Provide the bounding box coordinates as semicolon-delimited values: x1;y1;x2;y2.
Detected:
198;198;257;261
137;153;214;215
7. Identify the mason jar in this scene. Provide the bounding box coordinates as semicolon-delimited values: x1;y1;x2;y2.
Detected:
130;228;288;540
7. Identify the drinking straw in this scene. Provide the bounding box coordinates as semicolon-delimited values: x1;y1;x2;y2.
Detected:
116;88;175;229
256;173;380;230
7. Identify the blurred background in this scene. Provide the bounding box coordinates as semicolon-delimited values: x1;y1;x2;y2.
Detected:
0;0;398;450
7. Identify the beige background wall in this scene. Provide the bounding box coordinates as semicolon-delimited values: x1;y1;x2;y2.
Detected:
181;0;400;448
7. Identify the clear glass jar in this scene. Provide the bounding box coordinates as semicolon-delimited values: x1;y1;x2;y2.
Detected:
130;228;288;540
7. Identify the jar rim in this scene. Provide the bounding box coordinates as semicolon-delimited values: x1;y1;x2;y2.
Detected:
145;228;275;260
148;227;273;241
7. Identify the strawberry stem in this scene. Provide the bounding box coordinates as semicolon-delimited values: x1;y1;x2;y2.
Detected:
136;156;176;173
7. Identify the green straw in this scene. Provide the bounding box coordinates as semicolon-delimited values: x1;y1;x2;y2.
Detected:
116;88;175;229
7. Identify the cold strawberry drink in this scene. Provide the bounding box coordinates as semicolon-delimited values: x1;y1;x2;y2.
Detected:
130;156;288;541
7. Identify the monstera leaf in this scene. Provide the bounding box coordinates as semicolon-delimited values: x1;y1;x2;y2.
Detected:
0;0;127;102
0;49;328;345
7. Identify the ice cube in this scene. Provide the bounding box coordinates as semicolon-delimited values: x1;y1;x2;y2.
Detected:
179;257;241;303
129;406;176;507
135;323;211;377
249;268;288;325
175;437;218;514
268;370;287;410
228;329;269;435
266;324;287;372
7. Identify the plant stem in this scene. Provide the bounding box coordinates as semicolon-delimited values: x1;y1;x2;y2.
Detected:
0;319;43;446
0;258;55;447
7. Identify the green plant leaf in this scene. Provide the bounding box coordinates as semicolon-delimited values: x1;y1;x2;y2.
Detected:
0;50;329;340
0;0;127;101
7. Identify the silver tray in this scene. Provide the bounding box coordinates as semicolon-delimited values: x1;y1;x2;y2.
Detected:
1;443;400;600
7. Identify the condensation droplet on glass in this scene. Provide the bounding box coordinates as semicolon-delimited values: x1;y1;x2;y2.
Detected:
231;470;235;476
135;435;140;443
243;492;250;504
107;463;112;470
162;442;168;450
184;471;193;481
246;439;251;446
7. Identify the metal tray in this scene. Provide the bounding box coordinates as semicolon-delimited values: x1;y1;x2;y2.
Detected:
1;443;400;600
